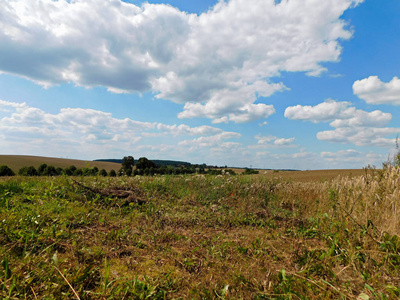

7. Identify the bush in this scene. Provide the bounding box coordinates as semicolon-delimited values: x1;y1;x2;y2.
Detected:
224;169;236;175
18;166;38;176
243;168;259;175
63;165;77;176
38;163;48;175
73;168;83;176
207;169;223;175
42;165;59;176
117;168;124;176
0;165;15;176
99;169;108;177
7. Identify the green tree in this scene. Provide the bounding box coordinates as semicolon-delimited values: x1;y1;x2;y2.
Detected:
91;166;99;176
63;165;76;176
99;169;108;177
38;163;48;175
243;168;259;175
42;165;59;176
117;168;124;176
109;169;116;177
73;168;83;176
136;157;156;170
18;166;38;176
0;165;15;176
122;156;135;173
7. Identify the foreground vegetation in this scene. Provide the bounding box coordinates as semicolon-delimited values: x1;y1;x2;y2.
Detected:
1;167;400;299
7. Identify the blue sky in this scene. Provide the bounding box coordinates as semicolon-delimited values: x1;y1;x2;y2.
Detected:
0;0;399;169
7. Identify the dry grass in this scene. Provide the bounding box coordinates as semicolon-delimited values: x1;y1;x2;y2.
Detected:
0;155;120;173
256;169;366;182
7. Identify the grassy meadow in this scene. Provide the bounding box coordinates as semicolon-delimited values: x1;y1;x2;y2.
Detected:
1;167;400;299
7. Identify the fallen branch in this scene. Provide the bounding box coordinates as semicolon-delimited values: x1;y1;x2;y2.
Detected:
71;179;146;205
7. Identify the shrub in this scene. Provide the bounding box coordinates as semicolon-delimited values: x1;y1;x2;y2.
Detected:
38;163;48;175
42;165;59;176
109;169;116;177
224;169;237;175
243;168;259;175
0;165;15;176
207;169;222;175
73;168;83;176
18;166;38;176
117;168;124;176
99;169;108;177
63;165;77;176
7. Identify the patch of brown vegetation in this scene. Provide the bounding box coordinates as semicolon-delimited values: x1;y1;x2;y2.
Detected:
0;155;120;172
71;178;146;205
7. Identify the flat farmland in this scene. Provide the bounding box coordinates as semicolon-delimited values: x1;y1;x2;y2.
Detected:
257;169;367;182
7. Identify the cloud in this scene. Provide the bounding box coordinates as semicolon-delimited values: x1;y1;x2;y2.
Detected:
254;135;296;147
178;132;242;147
353;76;400;105
322;149;363;161
285;99;392;126
321;149;384;166
254;149;382;170
317;127;400;147
285;99;397;147
255;151;323;169
284;100;355;123
0;99;240;158
329;110;391;128
0;0;363;122
156;123;222;136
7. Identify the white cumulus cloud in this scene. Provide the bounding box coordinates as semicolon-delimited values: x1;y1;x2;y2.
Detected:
284;100;355;123
254;135;295;146
285;99;391;127
353;76;400;105
317;127;400;147
0;0;363;123
285;99;397;147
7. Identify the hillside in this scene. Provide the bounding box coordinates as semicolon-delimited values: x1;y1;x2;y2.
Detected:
95;158;192;167
0;155;121;173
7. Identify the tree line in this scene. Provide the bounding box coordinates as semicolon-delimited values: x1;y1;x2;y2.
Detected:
0;164;113;177
0;156;240;177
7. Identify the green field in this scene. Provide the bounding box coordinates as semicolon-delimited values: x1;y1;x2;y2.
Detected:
1;167;400;299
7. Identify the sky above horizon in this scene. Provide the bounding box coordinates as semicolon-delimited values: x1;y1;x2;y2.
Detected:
0;0;399;170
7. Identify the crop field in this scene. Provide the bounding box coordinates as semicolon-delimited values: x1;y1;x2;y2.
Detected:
240;169;366;182
1;168;400;299
0;156;121;173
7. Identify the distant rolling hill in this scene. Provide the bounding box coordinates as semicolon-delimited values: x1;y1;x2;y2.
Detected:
0;155;121;173
95;158;192;167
